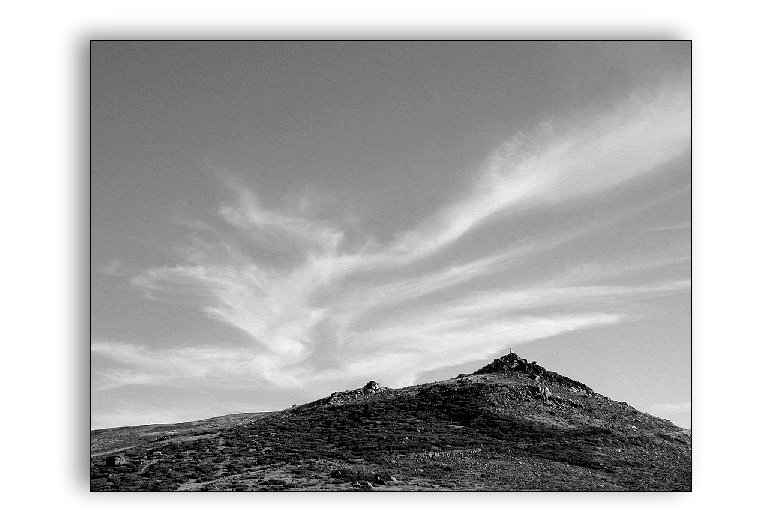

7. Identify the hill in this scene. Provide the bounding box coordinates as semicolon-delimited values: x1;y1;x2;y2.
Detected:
90;353;691;491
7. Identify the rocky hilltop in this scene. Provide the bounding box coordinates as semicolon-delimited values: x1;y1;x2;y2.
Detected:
90;352;691;491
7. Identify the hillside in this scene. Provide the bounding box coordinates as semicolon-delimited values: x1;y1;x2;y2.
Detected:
90;353;691;491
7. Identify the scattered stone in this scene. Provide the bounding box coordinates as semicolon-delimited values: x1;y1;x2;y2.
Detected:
105;455;128;467
532;382;551;403
353;480;373;491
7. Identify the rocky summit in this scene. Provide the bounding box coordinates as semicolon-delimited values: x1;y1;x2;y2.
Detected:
90;352;691;491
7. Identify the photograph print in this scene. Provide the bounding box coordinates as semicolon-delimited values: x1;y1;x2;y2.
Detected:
90;40;691;491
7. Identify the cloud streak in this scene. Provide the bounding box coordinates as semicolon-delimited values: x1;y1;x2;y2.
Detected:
381;85;690;264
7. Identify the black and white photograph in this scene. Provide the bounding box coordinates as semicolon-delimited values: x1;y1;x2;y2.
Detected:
10;0;782;528
90;40;692;492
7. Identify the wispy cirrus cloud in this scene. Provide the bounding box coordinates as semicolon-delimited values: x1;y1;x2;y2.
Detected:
92;83;691;424
380;85;690;264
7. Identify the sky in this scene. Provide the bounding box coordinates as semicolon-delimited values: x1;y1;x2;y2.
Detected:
91;41;691;429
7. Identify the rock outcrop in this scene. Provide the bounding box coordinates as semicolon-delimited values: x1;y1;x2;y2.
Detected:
474;352;593;393
317;380;388;407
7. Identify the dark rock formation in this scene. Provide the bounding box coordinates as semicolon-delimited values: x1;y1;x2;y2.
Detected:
314;380;388;407
475;352;592;393
105;455;128;467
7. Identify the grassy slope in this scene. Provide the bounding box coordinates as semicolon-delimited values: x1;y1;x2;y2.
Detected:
90;362;691;491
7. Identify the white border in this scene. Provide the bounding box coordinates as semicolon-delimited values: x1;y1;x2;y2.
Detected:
4;1;781;530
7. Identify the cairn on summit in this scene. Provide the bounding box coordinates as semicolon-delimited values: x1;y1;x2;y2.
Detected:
475;351;535;374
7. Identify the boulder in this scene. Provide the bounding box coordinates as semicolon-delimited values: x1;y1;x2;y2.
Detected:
105;455;128;467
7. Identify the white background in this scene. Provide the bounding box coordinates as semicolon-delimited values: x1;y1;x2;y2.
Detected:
2;1;780;530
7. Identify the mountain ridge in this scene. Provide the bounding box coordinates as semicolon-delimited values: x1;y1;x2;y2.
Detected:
90;352;691;491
